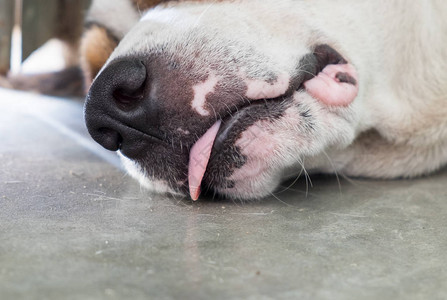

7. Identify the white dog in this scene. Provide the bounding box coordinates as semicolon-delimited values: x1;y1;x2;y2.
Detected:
82;0;447;200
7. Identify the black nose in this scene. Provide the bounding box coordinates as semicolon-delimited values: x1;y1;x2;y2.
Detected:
84;58;157;157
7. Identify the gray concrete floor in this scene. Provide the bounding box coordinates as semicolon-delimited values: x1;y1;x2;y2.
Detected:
0;87;446;300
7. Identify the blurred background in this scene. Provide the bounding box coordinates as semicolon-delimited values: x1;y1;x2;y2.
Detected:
0;0;90;96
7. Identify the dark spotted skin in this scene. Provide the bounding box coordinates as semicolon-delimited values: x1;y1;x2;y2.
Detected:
336;72;357;85
313;44;348;71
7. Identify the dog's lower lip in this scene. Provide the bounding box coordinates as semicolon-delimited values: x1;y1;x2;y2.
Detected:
211;95;289;155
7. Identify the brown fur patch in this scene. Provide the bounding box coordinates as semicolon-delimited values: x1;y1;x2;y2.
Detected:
131;0;218;11
131;0;166;11
80;25;119;90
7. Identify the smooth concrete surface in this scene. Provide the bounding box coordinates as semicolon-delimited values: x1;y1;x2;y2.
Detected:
1;87;446;300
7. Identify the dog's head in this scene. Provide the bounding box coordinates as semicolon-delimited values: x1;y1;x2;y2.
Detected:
84;0;364;200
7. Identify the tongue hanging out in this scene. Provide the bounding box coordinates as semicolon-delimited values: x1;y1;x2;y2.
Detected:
188;121;222;200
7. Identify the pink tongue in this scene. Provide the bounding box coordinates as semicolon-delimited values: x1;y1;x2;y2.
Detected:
304;63;359;106
188;120;222;201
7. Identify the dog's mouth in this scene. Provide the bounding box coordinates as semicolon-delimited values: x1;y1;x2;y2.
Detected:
186;44;359;200
188;96;288;200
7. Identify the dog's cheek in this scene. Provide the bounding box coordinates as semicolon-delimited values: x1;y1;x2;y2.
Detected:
214;117;298;199
227;121;282;199
214;100;324;199
80;25;118;90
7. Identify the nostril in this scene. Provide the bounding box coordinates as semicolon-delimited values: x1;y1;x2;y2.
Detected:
113;79;146;111
96;127;123;151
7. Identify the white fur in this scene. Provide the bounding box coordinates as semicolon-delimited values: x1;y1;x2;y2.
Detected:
94;0;447;199
87;0;141;39
119;152;181;195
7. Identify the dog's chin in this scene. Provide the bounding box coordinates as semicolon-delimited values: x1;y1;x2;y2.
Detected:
118;117;285;200
121;152;279;200
118;152;183;195
208;165;282;201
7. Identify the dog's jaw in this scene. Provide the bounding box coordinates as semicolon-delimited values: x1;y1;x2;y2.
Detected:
85;1;364;200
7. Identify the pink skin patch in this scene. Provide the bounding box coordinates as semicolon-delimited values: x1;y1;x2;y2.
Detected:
191;74;220;116
188;120;222;201
244;74;290;100
304;64;359;106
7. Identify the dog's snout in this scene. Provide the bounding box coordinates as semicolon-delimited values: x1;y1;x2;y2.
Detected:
95;127;123;151
84;58;155;156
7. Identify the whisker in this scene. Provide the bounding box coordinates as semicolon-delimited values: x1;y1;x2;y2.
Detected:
209;103;218;121
236;92;252;106
295;64;318;77
269;191;294;207
222;102;234;116
194;0;218;26
322;150;342;194
297;156;313;197
275;166;305;194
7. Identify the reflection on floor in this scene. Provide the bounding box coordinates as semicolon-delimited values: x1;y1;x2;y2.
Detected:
1;88;446;299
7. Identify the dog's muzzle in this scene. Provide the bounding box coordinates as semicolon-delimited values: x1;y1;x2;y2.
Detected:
84;44;358;200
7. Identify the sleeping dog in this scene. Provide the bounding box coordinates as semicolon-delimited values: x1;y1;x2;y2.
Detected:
83;0;447;200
